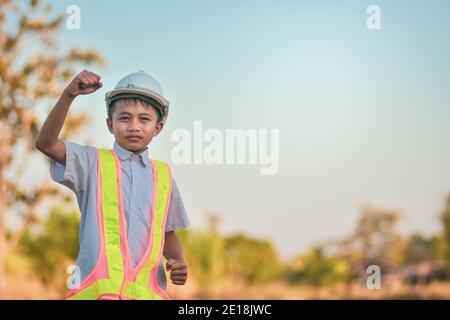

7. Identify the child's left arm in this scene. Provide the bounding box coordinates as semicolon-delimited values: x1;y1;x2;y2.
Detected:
163;231;188;285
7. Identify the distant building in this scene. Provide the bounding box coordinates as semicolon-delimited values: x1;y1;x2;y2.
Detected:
383;260;446;287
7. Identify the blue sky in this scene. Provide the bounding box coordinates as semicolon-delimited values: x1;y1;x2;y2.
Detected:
25;0;450;260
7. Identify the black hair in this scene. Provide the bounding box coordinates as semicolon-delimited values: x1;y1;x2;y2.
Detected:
108;98;163;122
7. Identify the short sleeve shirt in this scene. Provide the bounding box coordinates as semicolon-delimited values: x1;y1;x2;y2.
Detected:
50;141;190;291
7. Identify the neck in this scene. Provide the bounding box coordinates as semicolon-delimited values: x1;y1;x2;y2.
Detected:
129;147;147;155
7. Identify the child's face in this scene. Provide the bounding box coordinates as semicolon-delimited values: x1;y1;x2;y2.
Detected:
106;99;163;153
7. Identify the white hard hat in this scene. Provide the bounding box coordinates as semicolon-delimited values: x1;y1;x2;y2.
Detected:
105;70;170;124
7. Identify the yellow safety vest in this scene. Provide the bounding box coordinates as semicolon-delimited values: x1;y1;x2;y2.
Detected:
66;149;172;300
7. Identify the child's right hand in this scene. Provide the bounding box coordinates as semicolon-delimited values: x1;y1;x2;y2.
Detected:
64;70;103;98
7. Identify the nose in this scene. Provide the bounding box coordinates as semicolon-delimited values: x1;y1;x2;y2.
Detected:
127;118;141;132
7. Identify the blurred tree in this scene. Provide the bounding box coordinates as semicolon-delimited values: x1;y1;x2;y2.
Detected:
337;204;404;269
206;211;222;234
224;234;283;284
441;195;450;276
176;212;283;297
286;246;350;286
18;205;79;293
176;228;226;299
0;0;103;296
403;233;445;265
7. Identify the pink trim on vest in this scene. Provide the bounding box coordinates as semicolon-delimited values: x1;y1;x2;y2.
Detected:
149;162;172;300
65;149;110;299
97;293;120;300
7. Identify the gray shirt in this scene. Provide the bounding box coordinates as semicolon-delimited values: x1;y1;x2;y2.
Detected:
50;141;190;291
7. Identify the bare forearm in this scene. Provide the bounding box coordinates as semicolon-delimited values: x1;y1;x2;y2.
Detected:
36;90;74;150
163;231;185;261
35;70;102;165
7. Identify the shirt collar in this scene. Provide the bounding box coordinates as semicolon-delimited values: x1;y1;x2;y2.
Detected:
113;141;151;167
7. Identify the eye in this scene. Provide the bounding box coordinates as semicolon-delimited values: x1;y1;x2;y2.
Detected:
119;117;129;121
141;117;150;121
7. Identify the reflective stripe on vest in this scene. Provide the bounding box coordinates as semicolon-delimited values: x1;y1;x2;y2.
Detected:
66;148;172;300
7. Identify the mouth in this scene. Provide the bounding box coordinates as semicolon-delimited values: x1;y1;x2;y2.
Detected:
126;136;142;142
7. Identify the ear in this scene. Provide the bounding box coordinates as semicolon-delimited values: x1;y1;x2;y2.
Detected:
106;118;114;134
153;122;164;137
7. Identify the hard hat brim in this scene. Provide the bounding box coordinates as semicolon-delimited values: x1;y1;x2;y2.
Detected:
106;88;169;108
105;88;169;122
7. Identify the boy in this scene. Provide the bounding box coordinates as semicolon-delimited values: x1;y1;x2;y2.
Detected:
36;70;190;300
